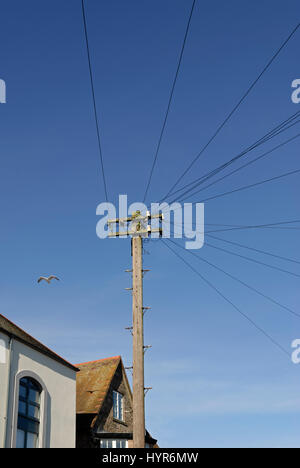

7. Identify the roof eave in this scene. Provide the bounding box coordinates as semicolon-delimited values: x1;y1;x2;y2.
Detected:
0;325;79;373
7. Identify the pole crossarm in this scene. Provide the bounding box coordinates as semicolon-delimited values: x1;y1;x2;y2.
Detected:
107;211;163;225
108;227;162;238
107;211;163;238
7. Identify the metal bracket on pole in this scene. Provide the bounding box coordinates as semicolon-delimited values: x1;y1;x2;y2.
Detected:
125;326;133;336
144;387;152;396
125;366;133;376
143;345;152;354
142;307;151;316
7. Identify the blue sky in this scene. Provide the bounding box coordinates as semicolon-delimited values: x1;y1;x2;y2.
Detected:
0;0;300;448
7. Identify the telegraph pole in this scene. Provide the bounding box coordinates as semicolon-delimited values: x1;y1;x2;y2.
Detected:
108;211;162;448
132;235;145;448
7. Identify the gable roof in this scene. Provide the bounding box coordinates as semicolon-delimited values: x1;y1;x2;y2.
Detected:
76;356;158;445
0;314;78;372
76;356;122;415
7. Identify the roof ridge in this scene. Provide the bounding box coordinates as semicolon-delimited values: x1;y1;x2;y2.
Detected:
75;355;121;366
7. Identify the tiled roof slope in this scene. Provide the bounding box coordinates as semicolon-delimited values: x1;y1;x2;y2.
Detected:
0;313;78;372
76;356;121;414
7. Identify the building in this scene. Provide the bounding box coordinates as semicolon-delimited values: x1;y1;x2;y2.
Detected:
76;356;157;448
0;314;78;448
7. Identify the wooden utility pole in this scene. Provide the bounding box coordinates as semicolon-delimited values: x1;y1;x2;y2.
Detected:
108;211;163;448
132;235;145;448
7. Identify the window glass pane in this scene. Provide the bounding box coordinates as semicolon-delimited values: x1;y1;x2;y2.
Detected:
19;385;27;399
119;395;123;420
100;439;113;448
28;404;39;419
117;393;123;420
115;440;126;448
29;389;40;404
18;401;26;415
16;429;25;448
28;379;40;390
117;394;120;419
113;392;117;419
18;415;39;434
26;432;38;448
100;439;127;449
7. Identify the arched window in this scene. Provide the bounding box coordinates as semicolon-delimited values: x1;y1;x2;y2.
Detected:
16;377;41;448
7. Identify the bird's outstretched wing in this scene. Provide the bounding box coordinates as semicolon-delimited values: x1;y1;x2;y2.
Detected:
49;276;60;282
37;277;47;283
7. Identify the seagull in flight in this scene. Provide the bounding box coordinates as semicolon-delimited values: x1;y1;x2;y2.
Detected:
37;275;60;284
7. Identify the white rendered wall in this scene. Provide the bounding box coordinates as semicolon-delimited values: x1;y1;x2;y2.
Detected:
0;331;76;448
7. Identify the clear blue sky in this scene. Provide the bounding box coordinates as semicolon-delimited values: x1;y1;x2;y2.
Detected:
0;0;300;448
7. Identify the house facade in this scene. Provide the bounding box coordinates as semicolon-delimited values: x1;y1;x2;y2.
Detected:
76;356;157;448
0;314;78;448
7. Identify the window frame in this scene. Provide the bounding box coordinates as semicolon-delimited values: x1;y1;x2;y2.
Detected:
11;370;48;448
112;390;124;422
17;377;41;448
